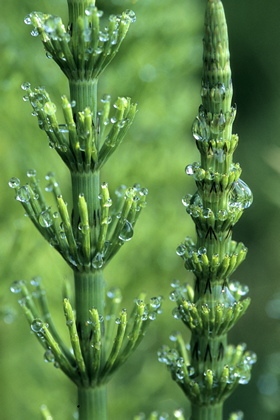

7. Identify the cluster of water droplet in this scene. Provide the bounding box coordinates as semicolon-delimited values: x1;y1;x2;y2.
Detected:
134;410;185;420
24;8;136;79
21;84;137;172
185;162;252;211
9;171;148;270
158;331;256;404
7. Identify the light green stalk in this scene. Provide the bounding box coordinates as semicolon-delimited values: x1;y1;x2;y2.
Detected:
10;1;162;419
159;1;256;419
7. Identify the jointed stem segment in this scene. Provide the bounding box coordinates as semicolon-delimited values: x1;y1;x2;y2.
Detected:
159;1;255;419
10;0;163;419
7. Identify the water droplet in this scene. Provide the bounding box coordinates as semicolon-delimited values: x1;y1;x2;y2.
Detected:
185;164;194;175
45;171;55;180
182;194;192;207
141;313;148;321
217;209;228;221
85;5;96;16
103;198;112;208
139;187;148;196
149;312;157;320
202;208;212;218
118;220;133;241
170;279;181;288
187;365;195;376
31;29;39;37
245;351;257;365
111;31;118;45
169;332;179;341
229;281;249;296
107;288;121;301
176;357;185;367
101;94;111;103
95;47;102;55
115;185;127;198
92;253;104;269
176;369;185;380
10;280;25;294
115;317;121;324
45;183;53;192
230;179;253;210
198;247;207;255
174;409;184;419
99;31;109;42
124;9;136;23
39;210;53;228
59;124;69;133
150;297;161;309
192;116;210;141
21;82;31;91
8;177;20;188
44;349;55;363
172;308;182;319
176;244;186;256
16;186;31;202
30;276;42;286
170;290;180;302
24;15;32;25
27;169;37;177
31;318;44;332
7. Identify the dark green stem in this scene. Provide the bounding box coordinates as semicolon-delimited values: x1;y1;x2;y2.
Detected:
78;386;107;420
74;270;104;370
192;404;223;420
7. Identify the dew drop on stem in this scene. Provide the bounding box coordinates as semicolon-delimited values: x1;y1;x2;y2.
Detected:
31;318;44;332
10;280;25;294
8;177;20;188
44;349;55;363
39;210;53;228
230;178;253;209
16;186;31;202
118;220;133;241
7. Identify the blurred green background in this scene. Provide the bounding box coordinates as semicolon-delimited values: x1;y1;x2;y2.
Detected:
1;0;280;418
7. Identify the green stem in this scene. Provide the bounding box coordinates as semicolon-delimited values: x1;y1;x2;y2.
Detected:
74;270;105;351
78;386;107;420
69;79;98;119
191;403;223;420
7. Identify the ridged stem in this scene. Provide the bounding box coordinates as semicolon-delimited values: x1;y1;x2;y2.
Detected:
191;403;223;420
77;386;107;420
69;79;98;118
74;270;106;418
68;5;106;416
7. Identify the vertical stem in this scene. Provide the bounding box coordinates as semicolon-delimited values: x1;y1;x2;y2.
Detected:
78;386;107;420
68;13;105;416
74;270;107;419
69;79;98;120
191;403;223;420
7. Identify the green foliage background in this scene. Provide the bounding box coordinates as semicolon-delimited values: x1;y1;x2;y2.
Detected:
1;0;280;419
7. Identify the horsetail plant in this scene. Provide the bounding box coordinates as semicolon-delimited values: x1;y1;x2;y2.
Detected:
159;1;256;419
9;1;162;418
